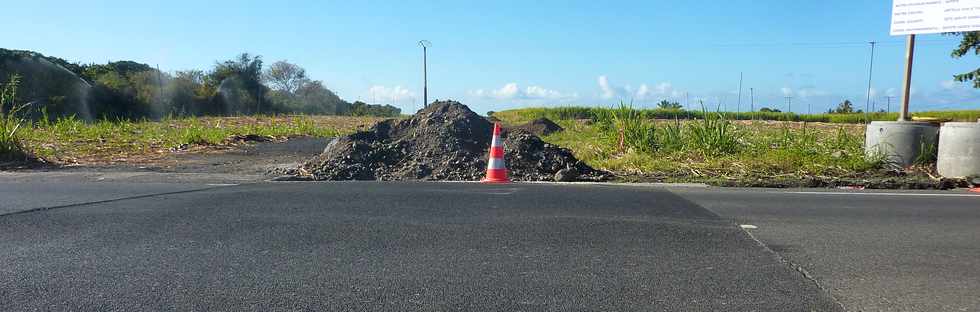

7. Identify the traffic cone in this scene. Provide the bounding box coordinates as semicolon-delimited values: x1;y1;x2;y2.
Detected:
482;123;510;183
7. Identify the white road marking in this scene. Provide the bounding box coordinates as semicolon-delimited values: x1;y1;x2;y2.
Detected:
206;184;239;187
787;191;980;198
740;224;758;229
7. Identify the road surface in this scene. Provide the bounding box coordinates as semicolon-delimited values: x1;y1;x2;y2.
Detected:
1;178;977;311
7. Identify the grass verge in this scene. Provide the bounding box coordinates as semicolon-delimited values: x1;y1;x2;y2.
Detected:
17;115;383;165
494;106;980;125
496;104;962;188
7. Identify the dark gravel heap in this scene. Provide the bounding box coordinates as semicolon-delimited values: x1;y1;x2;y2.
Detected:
513;117;564;136
299;100;607;181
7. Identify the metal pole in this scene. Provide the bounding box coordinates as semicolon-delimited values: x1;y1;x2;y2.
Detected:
865;41;876;124
418;40;431;108
898;35;915;121
750;88;754;112
737;72;743;114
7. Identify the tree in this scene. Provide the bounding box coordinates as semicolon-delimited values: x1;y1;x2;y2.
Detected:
656;100;683;110
349;101;400;117
263;61;308;94
207;53;266;114
759;107;781;113
831;100;854;114
169;70;209;116
950;31;980;88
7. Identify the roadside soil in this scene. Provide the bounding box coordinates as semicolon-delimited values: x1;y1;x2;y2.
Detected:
3;137;331;183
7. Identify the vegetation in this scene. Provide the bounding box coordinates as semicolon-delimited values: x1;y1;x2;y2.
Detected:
950;31;980;88
0;49;401;121
830;100;856;114
18;114;382;164
495;104;885;184
1;75;29;161
493;106;980;125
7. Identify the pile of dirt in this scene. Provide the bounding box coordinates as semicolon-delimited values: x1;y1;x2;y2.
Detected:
297;100;608;181
512;117;564;136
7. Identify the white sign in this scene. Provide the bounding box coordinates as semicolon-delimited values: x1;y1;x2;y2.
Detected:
891;0;980;35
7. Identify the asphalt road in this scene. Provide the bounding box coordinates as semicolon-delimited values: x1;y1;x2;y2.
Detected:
0;181;842;311
672;187;980;312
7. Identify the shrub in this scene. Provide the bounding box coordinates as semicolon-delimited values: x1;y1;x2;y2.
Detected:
1;74;30;161
611;101;658;153
686;105;741;156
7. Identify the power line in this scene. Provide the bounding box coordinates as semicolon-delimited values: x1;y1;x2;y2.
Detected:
706;39;951;48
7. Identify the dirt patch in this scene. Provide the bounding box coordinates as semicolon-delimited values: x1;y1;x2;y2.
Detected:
511;117;564;136
296;101;608;182
616;168;973;190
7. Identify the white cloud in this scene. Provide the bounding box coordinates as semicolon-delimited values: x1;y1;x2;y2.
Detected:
472;83;576;100
781;87;794;97
494;83;521;98
368;85;415;103
797;88;826;99
635;84;651;100
598;76;674;101
940;80;957;90
885;88;898;97
598;76;617;99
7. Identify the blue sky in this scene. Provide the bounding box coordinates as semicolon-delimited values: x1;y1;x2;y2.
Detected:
2;0;977;115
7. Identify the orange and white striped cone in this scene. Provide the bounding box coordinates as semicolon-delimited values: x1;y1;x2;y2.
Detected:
482;123;510;183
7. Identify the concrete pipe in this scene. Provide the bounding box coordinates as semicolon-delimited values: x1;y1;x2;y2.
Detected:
937;122;980;178
865;121;939;168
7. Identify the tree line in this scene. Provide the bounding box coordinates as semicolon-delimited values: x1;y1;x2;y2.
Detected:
0;49;400;120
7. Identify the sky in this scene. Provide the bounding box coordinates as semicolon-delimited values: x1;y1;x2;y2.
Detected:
1;0;978;115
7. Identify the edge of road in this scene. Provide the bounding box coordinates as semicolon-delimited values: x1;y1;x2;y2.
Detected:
739;224;850;311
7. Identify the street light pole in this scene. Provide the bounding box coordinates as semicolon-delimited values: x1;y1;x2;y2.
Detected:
737;72;743;114
865;41;876;123
419;40;431;108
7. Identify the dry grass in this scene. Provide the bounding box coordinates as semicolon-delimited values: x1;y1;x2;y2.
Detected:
20;115;385;165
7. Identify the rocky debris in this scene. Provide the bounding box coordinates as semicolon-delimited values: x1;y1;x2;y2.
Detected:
225;134;276;144
511;117;564;136
298;100;608;182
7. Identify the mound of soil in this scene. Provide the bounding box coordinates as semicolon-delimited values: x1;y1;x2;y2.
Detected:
298;100;608;181
512;117;564;136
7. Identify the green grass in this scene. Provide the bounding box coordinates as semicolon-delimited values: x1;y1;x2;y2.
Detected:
1;75;29;162
493;106;980;125
18;114;380;164
496;105;885;183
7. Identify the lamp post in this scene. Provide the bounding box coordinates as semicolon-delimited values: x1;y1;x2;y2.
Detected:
418;40;432;107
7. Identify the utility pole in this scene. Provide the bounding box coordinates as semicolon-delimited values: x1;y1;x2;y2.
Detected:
750;88;754;112
865;41;876;123
886;96;893;113
899;35;915;121
737;72;743;114
419;40;431;107
785;96;793;113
